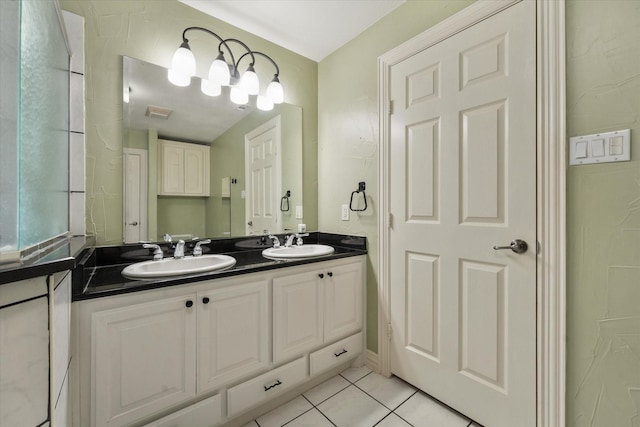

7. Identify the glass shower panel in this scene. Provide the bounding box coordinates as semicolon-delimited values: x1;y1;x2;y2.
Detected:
19;0;70;248
0;0;20;253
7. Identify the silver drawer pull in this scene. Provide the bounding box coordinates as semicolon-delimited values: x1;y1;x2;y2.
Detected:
264;380;282;391
334;349;348;357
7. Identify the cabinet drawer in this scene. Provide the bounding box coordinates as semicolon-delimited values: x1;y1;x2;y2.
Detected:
227;357;307;418
144;394;222;427
309;332;363;377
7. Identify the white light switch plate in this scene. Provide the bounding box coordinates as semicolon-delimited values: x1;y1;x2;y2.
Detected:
295;205;303;219
569;129;631;165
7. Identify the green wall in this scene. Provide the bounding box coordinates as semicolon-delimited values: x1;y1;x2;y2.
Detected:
60;0;317;245
565;1;640;426
318;0;474;352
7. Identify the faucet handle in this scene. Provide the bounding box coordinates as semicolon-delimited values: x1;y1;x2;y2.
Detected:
193;239;211;257
294;233;309;246
268;235;281;248
142;243;164;261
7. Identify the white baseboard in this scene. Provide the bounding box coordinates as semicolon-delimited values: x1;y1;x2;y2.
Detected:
365;349;379;372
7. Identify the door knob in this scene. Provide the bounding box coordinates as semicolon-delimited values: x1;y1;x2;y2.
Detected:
247;221;253;226
493;239;528;254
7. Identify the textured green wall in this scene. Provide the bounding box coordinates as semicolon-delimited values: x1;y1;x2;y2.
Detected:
565;1;640;426
318;0;474;352
59;0;317;245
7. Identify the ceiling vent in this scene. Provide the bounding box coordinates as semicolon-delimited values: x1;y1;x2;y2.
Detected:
145;105;173;120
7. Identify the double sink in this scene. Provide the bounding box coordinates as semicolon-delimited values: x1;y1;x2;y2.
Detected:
122;244;335;280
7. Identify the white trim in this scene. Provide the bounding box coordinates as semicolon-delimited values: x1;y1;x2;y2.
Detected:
365;349;379;373
377;1;566;427
536;1;566;426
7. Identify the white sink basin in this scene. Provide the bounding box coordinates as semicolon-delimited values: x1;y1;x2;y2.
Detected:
262;244;335;260
122;255;236;280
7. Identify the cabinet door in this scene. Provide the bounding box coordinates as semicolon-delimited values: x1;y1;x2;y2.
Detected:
52;273;71;425
323;261;364;343
93;295;197;427
159;141;185;195
273;271;324;363
184;145;209;196
197;280;269;394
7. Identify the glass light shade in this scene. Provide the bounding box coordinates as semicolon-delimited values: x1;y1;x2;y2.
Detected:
167;68;191;87
209;56;231;86
256;95;274;111
230;86;248;105
201;79;221;97
171;42;196;77
240;65;260;95
266;78;284;104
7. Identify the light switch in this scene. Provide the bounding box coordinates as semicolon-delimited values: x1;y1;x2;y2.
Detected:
610;136;624;155
591;139;605;157
569;129;631;165
575;141;588;158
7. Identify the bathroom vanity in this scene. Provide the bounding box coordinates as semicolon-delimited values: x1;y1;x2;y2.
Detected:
72;233;366;427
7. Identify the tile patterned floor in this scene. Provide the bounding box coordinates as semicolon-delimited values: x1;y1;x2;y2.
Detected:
242;366;481;427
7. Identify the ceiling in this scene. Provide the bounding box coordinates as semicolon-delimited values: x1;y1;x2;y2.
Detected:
178;0;405;62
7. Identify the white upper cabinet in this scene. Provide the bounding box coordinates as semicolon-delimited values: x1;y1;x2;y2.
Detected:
158;139;210;196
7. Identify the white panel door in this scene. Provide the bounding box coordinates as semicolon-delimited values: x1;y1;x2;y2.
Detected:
197;280;269;393
245;116;281;235
123;148;147;243
184;145;209;196
93;295;197;427
159;142;184;194
389;2;536;427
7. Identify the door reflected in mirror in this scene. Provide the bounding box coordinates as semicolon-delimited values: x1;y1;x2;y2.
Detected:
122;56;302;243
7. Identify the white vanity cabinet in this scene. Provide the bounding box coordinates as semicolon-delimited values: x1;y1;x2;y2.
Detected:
197;279;269;394
158;139;210;196
75;255;365;427
92;294;198;427
273;258;364;364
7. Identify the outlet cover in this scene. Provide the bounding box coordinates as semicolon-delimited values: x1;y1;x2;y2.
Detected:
341;204;350;221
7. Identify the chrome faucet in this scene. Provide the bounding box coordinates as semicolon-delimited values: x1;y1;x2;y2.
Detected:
143;243;163;261
284;233;309;247
162;233;172;242
193;239;211;257
173;240;186;259
267;235;281;248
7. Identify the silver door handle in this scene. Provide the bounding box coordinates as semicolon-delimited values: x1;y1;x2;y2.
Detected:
128;222;138;226
493;239;528;254
247;221;253;226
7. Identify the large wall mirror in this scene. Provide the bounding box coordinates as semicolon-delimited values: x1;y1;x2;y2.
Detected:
122;56;303;243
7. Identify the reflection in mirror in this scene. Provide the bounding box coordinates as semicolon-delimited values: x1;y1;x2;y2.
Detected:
122;56;302;243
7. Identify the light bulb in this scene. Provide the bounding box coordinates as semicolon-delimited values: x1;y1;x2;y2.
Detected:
256;95;274;111
230;86;248;105
168;68;191;87
240;65;260;95
171;41;196;78
266;77;284;104
201;79;221;97
209;53;231;86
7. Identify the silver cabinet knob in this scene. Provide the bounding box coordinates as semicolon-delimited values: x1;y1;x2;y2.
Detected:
493;239;528;254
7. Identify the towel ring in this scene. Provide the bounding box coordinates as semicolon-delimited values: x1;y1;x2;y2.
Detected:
280;190;291;212
349;182;367;212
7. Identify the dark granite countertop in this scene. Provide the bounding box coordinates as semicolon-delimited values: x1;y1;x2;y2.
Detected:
74;233;367;301
0;236;95;285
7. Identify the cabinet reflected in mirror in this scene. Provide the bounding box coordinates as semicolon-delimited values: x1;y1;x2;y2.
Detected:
122;56;302;242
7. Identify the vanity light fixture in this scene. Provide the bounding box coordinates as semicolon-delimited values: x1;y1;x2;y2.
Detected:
168;26;284;111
